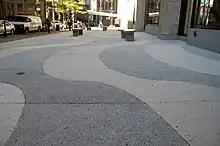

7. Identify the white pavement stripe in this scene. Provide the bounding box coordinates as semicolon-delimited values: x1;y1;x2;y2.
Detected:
145;44;220;76
0;33;60;47
0;83;24;146
0;41;94;59
0;83;24;104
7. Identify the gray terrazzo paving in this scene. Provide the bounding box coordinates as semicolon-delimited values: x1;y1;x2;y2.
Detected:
5;104;188;146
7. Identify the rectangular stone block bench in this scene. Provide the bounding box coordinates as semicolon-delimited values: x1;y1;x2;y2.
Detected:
124;29;135;41
79;28;83;35
72;28;83;37
103;26;107;31
118;28;125;38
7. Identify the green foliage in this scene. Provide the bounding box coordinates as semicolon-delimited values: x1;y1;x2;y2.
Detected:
57;0;87;14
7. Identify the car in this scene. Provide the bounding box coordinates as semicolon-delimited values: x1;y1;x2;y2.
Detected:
6;15;42;33
0;20;15;35
51;20;65;31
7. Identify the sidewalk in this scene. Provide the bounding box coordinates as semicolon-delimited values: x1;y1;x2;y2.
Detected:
0;31;59;44
0;30;220;146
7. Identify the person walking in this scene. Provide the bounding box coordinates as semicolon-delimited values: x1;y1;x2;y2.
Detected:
70;19;73;29
45;18;51;33
68;19;73;31
99;20;103;28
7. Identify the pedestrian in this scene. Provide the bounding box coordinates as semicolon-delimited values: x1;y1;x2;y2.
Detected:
45;18;51;33
67;20;70;31
70;19;73;29
99;20;103;28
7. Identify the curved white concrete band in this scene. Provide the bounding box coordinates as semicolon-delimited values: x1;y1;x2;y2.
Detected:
145;44;220;76
0;43;87;59
0;83;25;146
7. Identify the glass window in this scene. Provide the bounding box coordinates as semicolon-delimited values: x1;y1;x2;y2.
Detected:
99;0;117;13
18;4;23;11
5;21;10;26
147;0;160;24
7;16;29;22
196;0;220;29
26;5;34;11
11;4;15;15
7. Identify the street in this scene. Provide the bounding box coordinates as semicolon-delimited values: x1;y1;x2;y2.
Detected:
0;30;220;146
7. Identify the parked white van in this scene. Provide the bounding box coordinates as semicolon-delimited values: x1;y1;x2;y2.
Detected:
7;15;42;33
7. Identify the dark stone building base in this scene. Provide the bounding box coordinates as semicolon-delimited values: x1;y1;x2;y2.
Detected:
187;28;220;54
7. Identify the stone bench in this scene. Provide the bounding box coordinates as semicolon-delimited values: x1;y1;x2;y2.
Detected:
72;28;83;37
124;29;135;41
103;26;107;31
118;28;125;38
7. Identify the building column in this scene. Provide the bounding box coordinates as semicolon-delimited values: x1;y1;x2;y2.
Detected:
158;0;181;39
99;0;102;22
126;0;135;29
118;0;136;29
117;0;126;28
135;0;147;31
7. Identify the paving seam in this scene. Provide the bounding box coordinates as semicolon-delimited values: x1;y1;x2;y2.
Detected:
146;100;220;103
22;102;144;105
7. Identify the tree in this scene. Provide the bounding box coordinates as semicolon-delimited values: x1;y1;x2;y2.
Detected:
57;0;87;22
57;0;67;13
57;0;87;16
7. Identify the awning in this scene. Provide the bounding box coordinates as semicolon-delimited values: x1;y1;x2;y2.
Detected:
148;12;159;17
87;10;118;17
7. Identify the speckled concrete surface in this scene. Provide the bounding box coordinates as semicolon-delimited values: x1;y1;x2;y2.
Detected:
0;31;189;146
43;31;220;146
5;104;188;146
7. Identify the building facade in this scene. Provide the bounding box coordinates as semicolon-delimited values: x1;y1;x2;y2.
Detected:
88;0;117;12
0;0;59;23
87;0;118;25
121;0;220;53
0;0;45;17
185;0;220;53
0;0;11;17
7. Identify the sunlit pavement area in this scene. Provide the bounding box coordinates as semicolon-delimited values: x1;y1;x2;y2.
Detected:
0;31;60;44
0;30;220;146
0;27;116;45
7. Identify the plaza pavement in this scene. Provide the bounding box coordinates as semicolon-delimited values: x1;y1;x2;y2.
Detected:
0;30;220;146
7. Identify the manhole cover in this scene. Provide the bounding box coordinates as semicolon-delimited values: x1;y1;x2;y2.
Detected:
16;72;26;75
